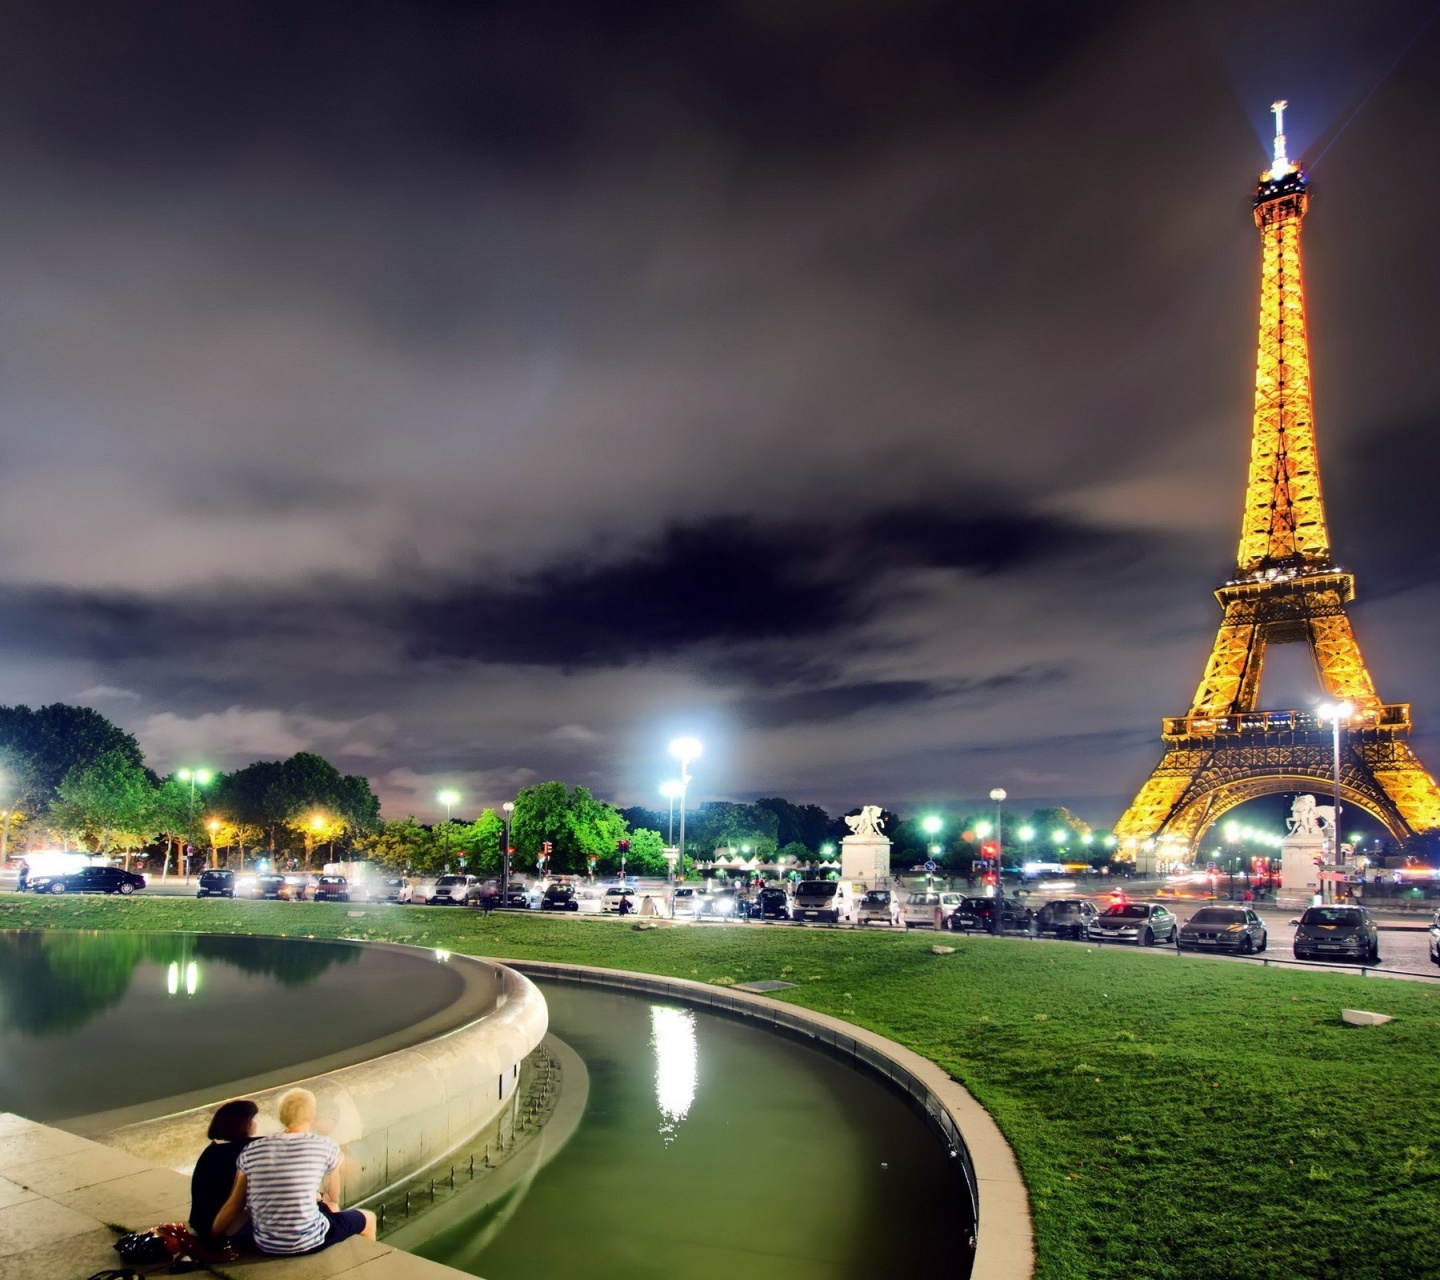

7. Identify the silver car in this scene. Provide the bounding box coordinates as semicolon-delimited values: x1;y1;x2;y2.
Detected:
429;874;480;906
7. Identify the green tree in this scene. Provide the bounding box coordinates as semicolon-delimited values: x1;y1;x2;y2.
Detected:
48;750;156;862
512;782;629;875
360;817;443;874
0;703;146;858
454;809;504;875
602;826;667;875
213;753;380;865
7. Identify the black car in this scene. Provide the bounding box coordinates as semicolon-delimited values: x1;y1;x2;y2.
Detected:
756;885;792;920
313;875;350;903
254;874;290;900
31;865;145;896
1293;905;1380;964
196;869;236;898
503;886;533;909
1177;905;1267;954
1087;902;1178;946
1033;898;1099;939
542;883;580;911
947;895;1034;934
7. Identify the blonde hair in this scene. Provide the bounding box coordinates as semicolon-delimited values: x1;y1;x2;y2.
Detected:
277;1088;317;1128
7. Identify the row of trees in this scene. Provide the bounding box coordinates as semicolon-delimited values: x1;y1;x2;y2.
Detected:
0;704;379;869
0;702;1118;878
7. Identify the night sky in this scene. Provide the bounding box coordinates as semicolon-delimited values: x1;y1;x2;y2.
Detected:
1;1;1438;825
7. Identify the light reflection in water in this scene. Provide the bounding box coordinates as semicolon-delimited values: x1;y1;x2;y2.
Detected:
165;961;200;997
649;1005;697;1144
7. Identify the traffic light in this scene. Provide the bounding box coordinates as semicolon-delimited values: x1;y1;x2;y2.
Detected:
543;841;553;855
618;840;631;853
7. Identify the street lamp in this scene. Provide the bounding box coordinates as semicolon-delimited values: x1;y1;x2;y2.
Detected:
1317;700;1355;903
502;801;515;902
176;768;213;883
660;780;682;846
989;787;1006;865
669;737;702;885
1018;825;1035;860
207;819;221;869
437;789;460;870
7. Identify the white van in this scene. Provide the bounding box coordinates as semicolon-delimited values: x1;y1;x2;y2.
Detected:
792;879;856;924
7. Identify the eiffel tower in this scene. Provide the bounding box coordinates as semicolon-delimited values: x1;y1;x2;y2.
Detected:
1114;101;1440;867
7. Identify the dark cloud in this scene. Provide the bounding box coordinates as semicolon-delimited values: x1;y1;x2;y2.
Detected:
0;1;1436;823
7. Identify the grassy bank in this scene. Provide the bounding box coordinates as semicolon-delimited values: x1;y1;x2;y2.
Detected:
5;894;1439;1280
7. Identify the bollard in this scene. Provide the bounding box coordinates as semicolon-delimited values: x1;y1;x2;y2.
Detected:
469;1153;475;1176
450;1166;455;1188
429;1178;435;1201
379;1204;386;1231
404;1191;411;1216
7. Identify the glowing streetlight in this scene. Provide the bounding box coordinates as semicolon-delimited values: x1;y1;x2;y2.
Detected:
502;801;515;902
669;737;702;885
437;790;461;868
974;821;992;839
988;788;1006;865
175;768;213;883
1050;830;1066;846
660;779;682;846
1317;701;1356;901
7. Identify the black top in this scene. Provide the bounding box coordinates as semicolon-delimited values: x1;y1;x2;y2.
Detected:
190;1139;251;1241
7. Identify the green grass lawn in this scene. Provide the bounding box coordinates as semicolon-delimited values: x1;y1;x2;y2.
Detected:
5;894;1439;1280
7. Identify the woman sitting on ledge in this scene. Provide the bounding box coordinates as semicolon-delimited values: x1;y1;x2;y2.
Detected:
189;1098;257;1255
212;1087;377;1255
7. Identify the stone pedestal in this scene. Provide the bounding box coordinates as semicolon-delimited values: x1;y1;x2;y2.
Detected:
841;834;891;886
1279;832;1326;907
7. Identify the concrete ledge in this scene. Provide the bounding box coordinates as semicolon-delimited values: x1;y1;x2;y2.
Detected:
498;957;1034;1280
0;1114;468;1280
99;953;548;1205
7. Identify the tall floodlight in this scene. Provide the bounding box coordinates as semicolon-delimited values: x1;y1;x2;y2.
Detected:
669;738;703;882
176;768;213;883
660;780;682;846
502;801;515;903
1317;701;1355;903
989;788;1006;867
437;789;461;869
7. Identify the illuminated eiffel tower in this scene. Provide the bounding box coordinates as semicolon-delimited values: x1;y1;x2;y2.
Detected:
1114;101;1440;865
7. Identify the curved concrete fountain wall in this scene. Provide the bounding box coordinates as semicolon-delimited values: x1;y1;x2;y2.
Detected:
98;948;548;1205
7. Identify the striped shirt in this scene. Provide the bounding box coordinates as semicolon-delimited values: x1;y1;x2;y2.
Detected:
236;1132;342;1254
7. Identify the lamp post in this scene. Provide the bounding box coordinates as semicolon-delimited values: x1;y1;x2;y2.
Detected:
989;788;1006;870
207;819;221;869
502;801;515;903
437;789;460;871
176;768;212;883
1317;701;1355;904
669;737;702;885
660;780;681;847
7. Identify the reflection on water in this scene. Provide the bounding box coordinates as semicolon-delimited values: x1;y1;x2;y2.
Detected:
166;960;201;997
0;931;461;1123
650;1005;697;1143
0;932;360;1036
418;982;966;1280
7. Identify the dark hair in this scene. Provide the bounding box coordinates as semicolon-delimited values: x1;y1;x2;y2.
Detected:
207;1099;258;1142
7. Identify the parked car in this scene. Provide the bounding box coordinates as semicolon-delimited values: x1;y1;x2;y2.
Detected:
313;875;350;903
792;879;855;924
948;895;1034;934
1429;908;1440;966
30;865;146;896
755;884;793;920
1177;905;1267;954
501;884;532;909
672;886;704;918
254;874;290;900
856;888;899;926
1088;902;1178;946
602;886;637;914
196;869;236;899
429;874;479;906
362;876;409;903
696;889;744;921
282;873;315;901
1033;898;1098;939
408;878;439;904
542;883;580;911
1292;905;1380;964
899;892;946;929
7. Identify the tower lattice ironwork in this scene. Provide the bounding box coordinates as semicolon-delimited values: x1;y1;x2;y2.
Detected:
1114;101;1440;859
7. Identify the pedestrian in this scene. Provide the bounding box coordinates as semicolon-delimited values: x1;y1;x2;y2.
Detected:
15;861;27;893
212;1088;375;1256
189;1098;257;1256
640;895;656;917
617;895;633;916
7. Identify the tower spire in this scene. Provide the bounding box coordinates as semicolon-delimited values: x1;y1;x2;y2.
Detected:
1268;99;1293;179
1236;101;1328;573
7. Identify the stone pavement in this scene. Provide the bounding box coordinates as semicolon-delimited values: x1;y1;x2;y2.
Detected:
0;1113;464;1280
